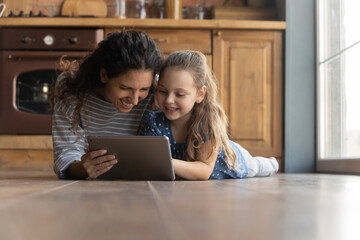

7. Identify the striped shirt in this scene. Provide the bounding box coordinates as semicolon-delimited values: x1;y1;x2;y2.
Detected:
52;75;152;179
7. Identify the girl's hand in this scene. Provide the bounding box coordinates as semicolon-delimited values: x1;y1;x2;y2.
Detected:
80;149;118;179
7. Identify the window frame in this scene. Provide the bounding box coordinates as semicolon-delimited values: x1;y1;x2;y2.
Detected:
316;0;360;174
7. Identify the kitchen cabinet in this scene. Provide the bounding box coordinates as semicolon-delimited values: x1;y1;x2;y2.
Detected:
213;30;283;158
0;135;53;171
0;18;285;170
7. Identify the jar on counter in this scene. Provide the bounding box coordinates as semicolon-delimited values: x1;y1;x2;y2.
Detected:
126;0;149;18
166;0;182;19
115;0;126;18
149;0;166;19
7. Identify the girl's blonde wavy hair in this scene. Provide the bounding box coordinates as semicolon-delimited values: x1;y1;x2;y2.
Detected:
159;51;237;168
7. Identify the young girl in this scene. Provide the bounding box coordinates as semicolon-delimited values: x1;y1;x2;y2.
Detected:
140;50;278;180
52;30;163;179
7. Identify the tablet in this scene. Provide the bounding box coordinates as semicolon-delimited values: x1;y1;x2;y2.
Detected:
87;136;175;181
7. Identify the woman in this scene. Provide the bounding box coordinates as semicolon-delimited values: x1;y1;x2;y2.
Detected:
52;30;163;179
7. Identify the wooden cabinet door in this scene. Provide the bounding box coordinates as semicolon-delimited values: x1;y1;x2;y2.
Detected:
105;28;212;68
105;28;211;54
213;30;283;157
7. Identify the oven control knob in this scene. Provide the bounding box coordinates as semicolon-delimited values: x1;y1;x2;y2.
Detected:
43;35;55;46
68;36;79;45
21;36;32;44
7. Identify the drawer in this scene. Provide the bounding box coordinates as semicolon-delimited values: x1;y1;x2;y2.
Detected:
105;28;211;54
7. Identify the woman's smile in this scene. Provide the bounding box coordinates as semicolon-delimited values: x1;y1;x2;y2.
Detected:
119;98;134;109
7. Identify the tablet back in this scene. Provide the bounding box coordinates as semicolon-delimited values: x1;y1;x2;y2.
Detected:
87;136;175;180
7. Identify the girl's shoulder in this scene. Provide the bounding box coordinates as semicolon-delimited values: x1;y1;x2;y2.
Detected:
141;111;170;136
145;110;166;120
145;111;169;127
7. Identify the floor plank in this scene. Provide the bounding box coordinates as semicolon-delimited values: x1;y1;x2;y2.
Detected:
1;171;360;240
0;180;167;240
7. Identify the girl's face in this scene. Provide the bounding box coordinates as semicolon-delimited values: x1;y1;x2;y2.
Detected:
156;67;206;124
99;69;153;113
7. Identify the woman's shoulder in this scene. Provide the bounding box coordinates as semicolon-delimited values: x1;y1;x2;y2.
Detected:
54;70;77;96
54;94;77;115
56;70;77;83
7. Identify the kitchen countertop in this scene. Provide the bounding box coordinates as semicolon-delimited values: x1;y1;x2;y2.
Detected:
0;18;286;30
0;171;359;240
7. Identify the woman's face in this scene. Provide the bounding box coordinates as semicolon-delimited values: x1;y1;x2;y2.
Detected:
99;69;153;113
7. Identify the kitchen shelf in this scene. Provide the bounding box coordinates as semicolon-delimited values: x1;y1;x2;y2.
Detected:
0;18;286;30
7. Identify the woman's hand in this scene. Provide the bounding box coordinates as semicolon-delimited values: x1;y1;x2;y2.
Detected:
81;149;118;179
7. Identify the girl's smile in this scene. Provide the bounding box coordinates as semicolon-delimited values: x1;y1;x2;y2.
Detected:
164;106;178;114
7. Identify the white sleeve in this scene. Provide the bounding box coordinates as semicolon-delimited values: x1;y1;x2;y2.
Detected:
52;96;86;179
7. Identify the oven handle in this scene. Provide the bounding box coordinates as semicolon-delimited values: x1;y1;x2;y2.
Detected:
6;53;88;60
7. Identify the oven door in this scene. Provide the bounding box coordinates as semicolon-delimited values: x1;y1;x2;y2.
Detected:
0;51;89;134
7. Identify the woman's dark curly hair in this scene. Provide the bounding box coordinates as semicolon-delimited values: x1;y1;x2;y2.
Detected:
53;30;163;131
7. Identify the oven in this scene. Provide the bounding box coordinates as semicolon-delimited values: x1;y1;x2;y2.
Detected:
0;27;104;134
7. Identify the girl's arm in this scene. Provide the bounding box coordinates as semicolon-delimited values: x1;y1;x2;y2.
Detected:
172;142;218;180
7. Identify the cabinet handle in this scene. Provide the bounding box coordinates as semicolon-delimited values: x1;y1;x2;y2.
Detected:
215;31;222;36
153;38;167;43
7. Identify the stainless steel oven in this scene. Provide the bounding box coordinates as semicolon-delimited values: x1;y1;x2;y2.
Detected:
0;27;103;134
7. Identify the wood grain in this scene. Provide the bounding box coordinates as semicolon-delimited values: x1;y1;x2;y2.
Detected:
0;18;286;30
0;135;53;171
1;172;360;240
213;30;283;158
106;28;212;54
0;149;53;171
0;135;52;150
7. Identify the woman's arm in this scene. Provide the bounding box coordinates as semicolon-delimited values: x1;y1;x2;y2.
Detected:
66;161;88;179
52;96;117;179
172;142;218;180
52;96;86;179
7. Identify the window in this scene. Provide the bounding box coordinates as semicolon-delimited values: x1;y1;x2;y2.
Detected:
317;0;360;173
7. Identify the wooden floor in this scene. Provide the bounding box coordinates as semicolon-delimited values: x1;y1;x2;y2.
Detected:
1;170;360;240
